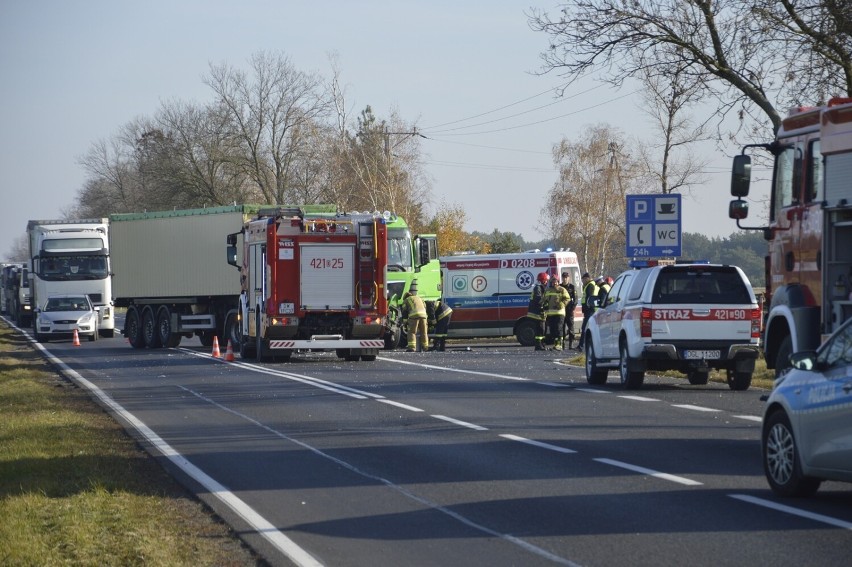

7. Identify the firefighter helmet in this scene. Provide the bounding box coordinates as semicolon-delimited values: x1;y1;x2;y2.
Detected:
605;276;614;285
537;272;549;284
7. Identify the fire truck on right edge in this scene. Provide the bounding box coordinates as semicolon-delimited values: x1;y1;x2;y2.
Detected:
728;97;852;376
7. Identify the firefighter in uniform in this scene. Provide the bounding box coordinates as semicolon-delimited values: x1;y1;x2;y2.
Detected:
577;272;598;351
527;272;549;350
544;273;571;350
561;272;577;350
429;297;453;351
402;280;428;352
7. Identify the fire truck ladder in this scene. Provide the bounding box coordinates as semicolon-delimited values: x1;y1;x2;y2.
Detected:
356;220;378;308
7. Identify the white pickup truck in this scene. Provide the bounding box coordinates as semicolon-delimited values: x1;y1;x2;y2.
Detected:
583;263;761;390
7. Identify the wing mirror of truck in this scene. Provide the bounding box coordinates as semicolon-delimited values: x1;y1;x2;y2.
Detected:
728;199;749;220
731;154;751;197
226;233;238;268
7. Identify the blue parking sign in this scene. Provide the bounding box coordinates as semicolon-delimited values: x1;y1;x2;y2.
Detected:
625;194;682;258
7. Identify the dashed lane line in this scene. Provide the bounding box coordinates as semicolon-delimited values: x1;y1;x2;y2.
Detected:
730;494;852;530
594;458;703;486
431;415;489;431
500;434;577;454
671;404;722;412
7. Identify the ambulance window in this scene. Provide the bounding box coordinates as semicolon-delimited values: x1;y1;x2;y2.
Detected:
806;140;822;203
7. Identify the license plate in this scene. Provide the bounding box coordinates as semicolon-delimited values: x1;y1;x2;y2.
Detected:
684;350;720;360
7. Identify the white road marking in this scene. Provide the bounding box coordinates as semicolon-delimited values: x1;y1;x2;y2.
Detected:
379;356;530;381
30;346;321;566
377;399;423;412
500;434;577;454
594;458;703;486
431;415;489;431
576;388;611;394
536;381;572;387
186;387;578;566
618;395;660;402
180;348;382;399
733;415;762;422
729;494;852;530
671;404;721;412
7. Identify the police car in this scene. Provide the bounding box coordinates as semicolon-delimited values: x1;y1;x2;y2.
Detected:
762;316;852;496
583;263;761;390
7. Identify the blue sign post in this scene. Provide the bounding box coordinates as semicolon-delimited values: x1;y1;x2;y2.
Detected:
625;194;682;258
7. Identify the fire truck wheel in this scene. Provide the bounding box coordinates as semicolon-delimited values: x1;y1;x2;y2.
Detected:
239;336;255;359
199;331;215;347
361;354;377;361
774;336;793;378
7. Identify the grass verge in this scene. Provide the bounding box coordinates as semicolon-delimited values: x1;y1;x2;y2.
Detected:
0;323;263;566
565;352;775;390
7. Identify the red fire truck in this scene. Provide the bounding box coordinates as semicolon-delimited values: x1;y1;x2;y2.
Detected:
226;206;391;361
729;97;852;375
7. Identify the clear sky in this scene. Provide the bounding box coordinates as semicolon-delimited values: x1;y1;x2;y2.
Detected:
0;0;757;260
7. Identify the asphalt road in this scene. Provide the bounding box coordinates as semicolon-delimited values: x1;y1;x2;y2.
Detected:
10;322;852;567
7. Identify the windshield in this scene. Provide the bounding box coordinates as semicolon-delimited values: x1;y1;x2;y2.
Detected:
387;230;412;272
46;297;90;312
39;255;108;281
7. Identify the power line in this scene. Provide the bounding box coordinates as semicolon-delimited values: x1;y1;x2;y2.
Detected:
423;90;640;137
420;82;577;130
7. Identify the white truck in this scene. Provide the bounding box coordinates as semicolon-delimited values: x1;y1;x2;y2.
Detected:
440;249;583;345
583;263;761;390
109;205;260;349
27;219;115;337
1;263;30;323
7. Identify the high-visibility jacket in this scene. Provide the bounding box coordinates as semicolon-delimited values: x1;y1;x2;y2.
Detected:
582;281;599;315
403;293;427;319
526;283;546;320
544;283;571;316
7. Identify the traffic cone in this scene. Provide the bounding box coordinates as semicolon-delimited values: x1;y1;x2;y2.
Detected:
224;339;235;362
72;329;81;346
211;336;221;358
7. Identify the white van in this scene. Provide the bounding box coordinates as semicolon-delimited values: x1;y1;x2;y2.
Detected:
440;250;583;345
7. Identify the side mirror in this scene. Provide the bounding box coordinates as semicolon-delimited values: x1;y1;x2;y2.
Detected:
789;350;817;371
728;199;749;220
731;154;752;197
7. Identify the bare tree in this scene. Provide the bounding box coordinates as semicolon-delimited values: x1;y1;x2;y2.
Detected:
204;51;333;204
528;0;852;136
636;65;710;194
544;125;645;276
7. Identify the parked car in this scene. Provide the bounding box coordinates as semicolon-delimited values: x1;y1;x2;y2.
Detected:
583;263;761;390
762;317;852;496
34;294;99;342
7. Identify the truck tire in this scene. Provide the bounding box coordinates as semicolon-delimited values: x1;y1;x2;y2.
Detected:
99;328;115;339
225;312;240;352
619;340;644;389
125;307;145;349
727;370;752;391
585;341;608;385
384;326;402;350
157;306;181;348
199;331;215;347
239;335;255;359
142;307;162;349
514;319;538;347
774;335;793;378
687;370;709;385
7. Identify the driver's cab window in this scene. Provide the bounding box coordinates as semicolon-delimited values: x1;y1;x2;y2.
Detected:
607;274;629;306
772;146;796;222
806;140;822;203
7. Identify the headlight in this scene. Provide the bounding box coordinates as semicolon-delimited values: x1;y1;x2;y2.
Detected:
78;313;96;326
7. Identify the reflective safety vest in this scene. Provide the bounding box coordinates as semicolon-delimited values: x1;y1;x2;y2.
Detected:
544;283;570;316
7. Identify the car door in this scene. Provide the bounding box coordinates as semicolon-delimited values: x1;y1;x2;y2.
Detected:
799;321;852;471
599;273;631;359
